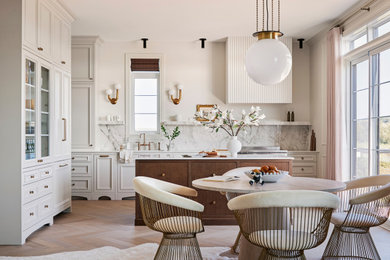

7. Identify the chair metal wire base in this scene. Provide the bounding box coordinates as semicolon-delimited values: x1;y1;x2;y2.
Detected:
262;249;306;260
322;226;380;260
155;233;202;260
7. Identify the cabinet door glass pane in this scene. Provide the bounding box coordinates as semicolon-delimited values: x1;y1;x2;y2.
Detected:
25;59;37;160
41;66;50;157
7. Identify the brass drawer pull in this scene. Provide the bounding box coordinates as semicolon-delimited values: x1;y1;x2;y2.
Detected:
211;201;217;205
89;144;93;147
61;61;66;64
45;171;50;175
99;155;109;158
161;173;166;177
37;159;43;163
30;175;35;179
44;205;48;208
44;185;49;189
37;47;43;51
29;191;34;194
30;212;34;216
59;164;68;167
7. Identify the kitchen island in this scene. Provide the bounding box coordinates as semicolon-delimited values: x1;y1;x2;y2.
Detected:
135;155;293;225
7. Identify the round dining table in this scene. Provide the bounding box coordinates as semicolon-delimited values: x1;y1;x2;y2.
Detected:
192;173;346;260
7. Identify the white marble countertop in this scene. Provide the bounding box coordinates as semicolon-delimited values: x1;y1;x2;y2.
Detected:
134;154;294;160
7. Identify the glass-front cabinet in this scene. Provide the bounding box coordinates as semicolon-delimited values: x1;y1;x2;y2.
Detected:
24;55;52;167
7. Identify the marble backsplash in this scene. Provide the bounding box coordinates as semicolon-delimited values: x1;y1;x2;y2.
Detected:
99;124;311;152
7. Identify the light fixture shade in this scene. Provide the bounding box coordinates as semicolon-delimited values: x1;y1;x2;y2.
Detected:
105;89;113;95
245;39;292;85
114;83;121;90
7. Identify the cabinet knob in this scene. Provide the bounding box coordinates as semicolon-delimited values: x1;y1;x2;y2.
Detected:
211;201;216;205
30;212;34;216
72;168;75;171
45;171;49;175
44;185;49;189
37;47;43;51
61;61;66;64
89;144;93;147
72;183;75;186
72;157;75;160
301;157;304;160
30;175;35;179
301;168;304;171
161;173;166;177
44;205;48;208
29;191;34;194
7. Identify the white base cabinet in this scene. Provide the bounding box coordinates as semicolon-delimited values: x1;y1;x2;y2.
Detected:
288;151;319;178
53;160;71;216
71;152;135;200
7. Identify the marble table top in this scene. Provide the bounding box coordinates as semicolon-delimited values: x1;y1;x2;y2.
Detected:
192;175;346;193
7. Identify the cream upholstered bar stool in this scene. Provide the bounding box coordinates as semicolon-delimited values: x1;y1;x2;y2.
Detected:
322;175;390;260
133;176;205;260
228;190;340;260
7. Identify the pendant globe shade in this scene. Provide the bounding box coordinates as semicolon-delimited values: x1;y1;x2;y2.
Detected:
245;38;292;85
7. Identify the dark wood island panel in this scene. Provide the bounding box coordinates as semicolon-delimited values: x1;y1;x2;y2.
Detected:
135;158;292;225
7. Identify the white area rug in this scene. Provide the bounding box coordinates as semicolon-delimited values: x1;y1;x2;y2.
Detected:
0;243;237;260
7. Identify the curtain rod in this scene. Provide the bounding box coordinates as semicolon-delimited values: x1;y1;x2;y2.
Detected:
335;0;378;27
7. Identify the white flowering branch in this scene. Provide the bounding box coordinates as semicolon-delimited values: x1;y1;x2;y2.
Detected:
194;105;265;136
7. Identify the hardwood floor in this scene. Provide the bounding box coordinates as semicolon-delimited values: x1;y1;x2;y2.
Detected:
0;200;238;256
1;200;390;258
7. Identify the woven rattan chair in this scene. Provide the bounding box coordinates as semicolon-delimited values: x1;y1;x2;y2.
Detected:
228;190;340;260
133;176;205;260
322;175;390;260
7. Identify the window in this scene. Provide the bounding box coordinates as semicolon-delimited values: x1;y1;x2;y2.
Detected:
129;58;161;133
351;44;390;179
345;11;390;52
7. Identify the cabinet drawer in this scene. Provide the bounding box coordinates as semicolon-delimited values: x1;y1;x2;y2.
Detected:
38;197;52;218
293;155;316;162
292;166;315;175
37;178;53;196
38;167;53;179
71;163;92;176
72;178;92;192
72;154;92;163
23;203;38;229
23;183;39;204
23;170;40;185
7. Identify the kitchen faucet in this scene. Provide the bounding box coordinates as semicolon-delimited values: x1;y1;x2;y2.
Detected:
137;133;152;150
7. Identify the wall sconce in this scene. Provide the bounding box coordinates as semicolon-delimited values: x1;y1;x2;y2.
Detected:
169;84;183;105
106;83;121;105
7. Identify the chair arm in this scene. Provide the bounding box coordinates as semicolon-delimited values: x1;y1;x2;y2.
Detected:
349;183;390;205
134;179;204;212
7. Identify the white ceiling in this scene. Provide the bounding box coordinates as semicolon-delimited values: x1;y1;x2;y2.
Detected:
60;0;363;42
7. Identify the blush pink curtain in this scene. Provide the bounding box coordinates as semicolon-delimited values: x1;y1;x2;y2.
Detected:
326;27;343;181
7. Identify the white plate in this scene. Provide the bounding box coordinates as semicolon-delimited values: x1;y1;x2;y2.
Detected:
244;170;289;183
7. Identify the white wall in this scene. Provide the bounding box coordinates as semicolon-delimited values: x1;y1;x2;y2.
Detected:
95;40;311;148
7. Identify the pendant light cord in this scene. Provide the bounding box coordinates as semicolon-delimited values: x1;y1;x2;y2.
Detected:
266;0;269;31
256;0;258;32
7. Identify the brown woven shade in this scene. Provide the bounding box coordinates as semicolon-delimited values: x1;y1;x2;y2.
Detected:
131;59;159;71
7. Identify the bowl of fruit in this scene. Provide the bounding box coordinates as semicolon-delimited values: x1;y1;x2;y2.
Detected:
244;166;288;185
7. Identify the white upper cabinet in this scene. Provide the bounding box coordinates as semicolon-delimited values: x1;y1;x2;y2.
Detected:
23;0;73;70
226;36;293;104
71;45;94;81
37;0;52;57
23;0;38;50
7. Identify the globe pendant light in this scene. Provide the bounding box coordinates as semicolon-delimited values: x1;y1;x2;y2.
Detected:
245;0;292;85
